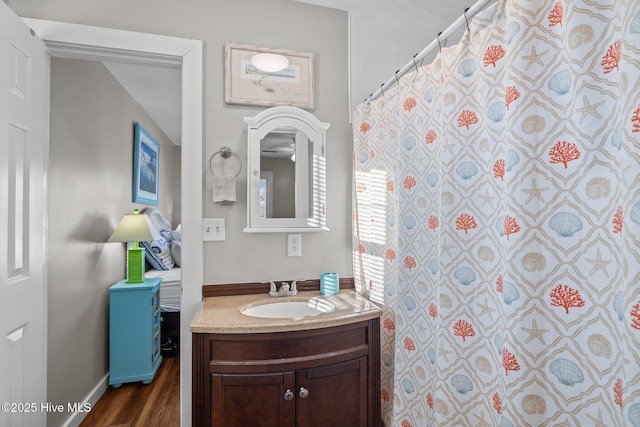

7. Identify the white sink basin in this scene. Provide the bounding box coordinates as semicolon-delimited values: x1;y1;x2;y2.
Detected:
241;299;337;319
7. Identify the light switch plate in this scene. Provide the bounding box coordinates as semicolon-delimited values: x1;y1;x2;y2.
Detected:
202;218;225;241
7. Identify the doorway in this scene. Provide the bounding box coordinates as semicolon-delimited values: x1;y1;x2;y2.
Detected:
22;18;203;426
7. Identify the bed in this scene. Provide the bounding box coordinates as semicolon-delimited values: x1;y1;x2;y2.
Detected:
145;267;181;313
140;208;182;354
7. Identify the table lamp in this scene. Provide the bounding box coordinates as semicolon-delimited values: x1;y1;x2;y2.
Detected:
107;209;154;283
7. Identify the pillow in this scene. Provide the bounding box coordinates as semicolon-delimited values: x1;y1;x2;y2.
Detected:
168;229;181;266
141;238;175;270
169;229;181;242
170;240;181;267
143;208;171;234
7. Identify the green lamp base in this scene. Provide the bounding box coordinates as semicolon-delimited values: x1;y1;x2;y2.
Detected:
126;247;145;283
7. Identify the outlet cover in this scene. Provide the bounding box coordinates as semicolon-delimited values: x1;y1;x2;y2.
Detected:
287;234;301;257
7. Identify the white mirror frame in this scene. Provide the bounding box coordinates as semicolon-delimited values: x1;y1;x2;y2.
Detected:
244;106;329;233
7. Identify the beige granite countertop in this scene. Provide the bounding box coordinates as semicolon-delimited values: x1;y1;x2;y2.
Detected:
190;289;382;334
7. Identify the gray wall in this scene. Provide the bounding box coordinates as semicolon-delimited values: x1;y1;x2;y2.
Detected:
198;1;351;283
12;0;351;425
348;10;470;116
47;57;179;426
13;0;352;285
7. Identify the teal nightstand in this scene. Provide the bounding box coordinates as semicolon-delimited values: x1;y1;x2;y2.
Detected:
109;277;162;387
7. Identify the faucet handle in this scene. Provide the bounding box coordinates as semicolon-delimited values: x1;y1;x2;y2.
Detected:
268;281;278;297
290;278;305;296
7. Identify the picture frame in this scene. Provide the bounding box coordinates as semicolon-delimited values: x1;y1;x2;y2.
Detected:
225;43;314;109
132;122;159;206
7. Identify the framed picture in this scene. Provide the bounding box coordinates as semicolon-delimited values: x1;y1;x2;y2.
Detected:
225;43;314;109
132;122;159;205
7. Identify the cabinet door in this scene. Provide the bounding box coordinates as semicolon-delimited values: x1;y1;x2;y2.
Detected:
211;372;295;427
296;358;368;427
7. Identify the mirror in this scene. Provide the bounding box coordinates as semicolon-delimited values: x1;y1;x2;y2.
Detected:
244;106;329;232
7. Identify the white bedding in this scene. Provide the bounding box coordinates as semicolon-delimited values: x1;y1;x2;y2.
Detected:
145;267;181;312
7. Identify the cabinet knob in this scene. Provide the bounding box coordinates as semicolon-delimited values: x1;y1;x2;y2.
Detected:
284;389;294;401
299;387;309;399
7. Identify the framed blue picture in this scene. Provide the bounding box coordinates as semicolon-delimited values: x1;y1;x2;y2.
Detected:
133;122;159;205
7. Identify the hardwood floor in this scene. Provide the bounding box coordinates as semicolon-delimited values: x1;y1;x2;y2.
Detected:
80;355;180;427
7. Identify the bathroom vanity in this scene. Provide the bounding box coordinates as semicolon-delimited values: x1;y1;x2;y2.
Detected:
191;290;382;426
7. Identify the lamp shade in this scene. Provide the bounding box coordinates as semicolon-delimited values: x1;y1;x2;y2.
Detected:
107;213;154;243
107;211;154;283
251;53;289;73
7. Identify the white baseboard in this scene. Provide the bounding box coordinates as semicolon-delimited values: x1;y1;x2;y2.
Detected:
61;373;109;427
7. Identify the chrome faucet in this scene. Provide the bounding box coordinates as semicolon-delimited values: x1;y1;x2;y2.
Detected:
268;280;301;297
278;282;291;297
268;281;292;297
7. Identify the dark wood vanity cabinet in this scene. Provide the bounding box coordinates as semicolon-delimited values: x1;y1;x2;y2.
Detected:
211;371;295;427
295;357;368;427
193;318;381;427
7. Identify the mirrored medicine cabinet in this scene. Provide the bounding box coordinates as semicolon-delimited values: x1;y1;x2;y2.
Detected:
243;106;330;233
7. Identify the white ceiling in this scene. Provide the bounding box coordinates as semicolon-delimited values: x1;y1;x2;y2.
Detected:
293;0;461;24
107;0;461;146
104;61;182;146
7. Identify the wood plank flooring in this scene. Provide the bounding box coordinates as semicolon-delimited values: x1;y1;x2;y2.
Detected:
80;356;180;427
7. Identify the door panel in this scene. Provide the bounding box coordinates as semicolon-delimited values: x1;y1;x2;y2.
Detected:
212;372;296;427
296;358;368;427
0;3;48;426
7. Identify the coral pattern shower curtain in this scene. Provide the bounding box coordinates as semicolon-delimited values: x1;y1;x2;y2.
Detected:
352;0;640;425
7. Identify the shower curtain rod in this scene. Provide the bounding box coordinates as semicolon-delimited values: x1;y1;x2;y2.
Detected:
364;0;495;104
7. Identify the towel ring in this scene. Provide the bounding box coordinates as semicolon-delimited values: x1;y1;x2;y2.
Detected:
209;146;242;177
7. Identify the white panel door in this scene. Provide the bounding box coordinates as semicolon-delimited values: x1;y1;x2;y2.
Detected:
0;3;48;426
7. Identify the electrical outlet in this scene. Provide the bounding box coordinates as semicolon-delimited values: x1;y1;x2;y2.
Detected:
202;218;225;241
287;234;301;257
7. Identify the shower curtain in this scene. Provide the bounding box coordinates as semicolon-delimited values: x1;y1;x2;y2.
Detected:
352;0;640;425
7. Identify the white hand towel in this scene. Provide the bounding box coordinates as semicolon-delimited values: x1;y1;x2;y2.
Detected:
213;174;236;205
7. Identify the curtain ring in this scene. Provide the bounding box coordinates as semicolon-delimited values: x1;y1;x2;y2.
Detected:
437;32;443;53
380;83;385;98
395;70;400;85
464;7;470;32
412;54;419;73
